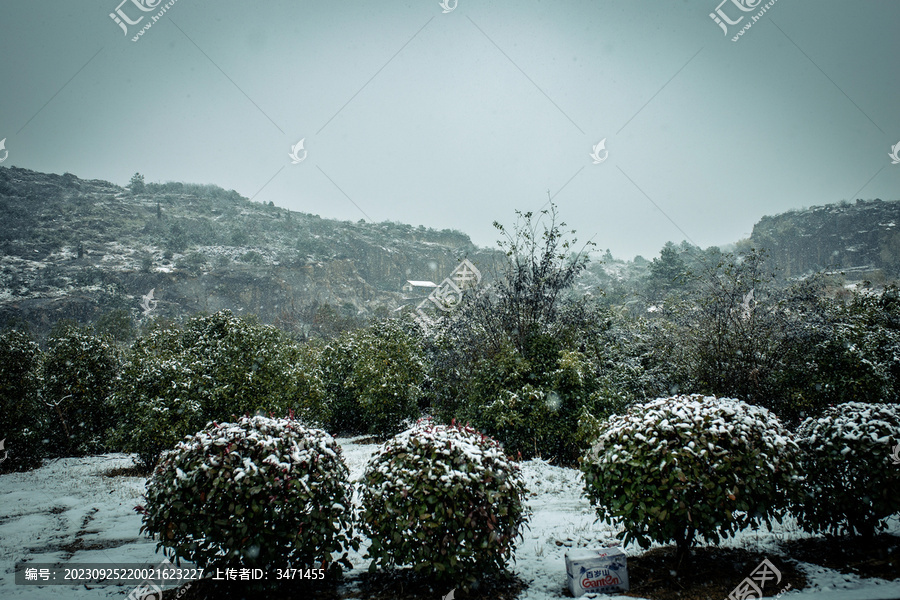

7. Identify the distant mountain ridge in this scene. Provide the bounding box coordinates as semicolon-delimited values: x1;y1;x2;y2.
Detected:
2;166;897;336
0;166;495;336
750;198;900;279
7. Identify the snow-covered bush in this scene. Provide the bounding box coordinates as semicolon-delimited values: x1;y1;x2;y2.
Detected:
139;416;357;573
476;349;623;463
111;311;326;469
174;311;325;421
794;402;900;537
582;394;799;561
359;419;529;585
40;324;119;457
108;357;204;470
0;329;45;471
320;319;425;437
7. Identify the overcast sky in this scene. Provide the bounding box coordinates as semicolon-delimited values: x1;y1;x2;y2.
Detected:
1;0;898;259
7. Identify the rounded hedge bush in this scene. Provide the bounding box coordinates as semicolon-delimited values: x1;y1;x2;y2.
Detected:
582;394;799;561
359;419;529;585
794;401;900;537
139;416;357;574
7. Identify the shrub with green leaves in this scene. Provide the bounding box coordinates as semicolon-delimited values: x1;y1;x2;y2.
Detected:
41;324;119;457
110;311;326;469
359;419;529;586
0;329;45;471
108;356;204;470
582;394;798;562
139;416;357;574
175;311;325;421
476;349;623;463
779;290;900;421
794;401;900;537
320;319;425;437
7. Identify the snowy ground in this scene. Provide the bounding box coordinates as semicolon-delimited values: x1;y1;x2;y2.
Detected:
2;438;899;599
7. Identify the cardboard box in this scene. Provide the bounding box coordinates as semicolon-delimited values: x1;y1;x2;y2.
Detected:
565;547;629;597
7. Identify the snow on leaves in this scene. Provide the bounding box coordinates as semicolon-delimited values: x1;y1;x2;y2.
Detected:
359;418;529;585
794;401;900;537
140;415;357;573
582;394;799;556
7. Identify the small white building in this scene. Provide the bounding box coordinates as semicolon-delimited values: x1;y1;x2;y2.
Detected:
402;280;438;294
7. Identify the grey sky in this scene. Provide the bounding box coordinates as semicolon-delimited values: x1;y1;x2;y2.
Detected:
1;0;897;259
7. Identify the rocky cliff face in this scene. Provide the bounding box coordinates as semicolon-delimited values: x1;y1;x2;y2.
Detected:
750;199;900;278
0;166;497;336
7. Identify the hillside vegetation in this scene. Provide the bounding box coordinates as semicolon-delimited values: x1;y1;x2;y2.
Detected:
751;198;900;279
0;166;494;337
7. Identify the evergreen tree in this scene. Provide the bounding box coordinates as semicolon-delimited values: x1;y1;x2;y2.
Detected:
646;241;688;301
129;172;145;194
